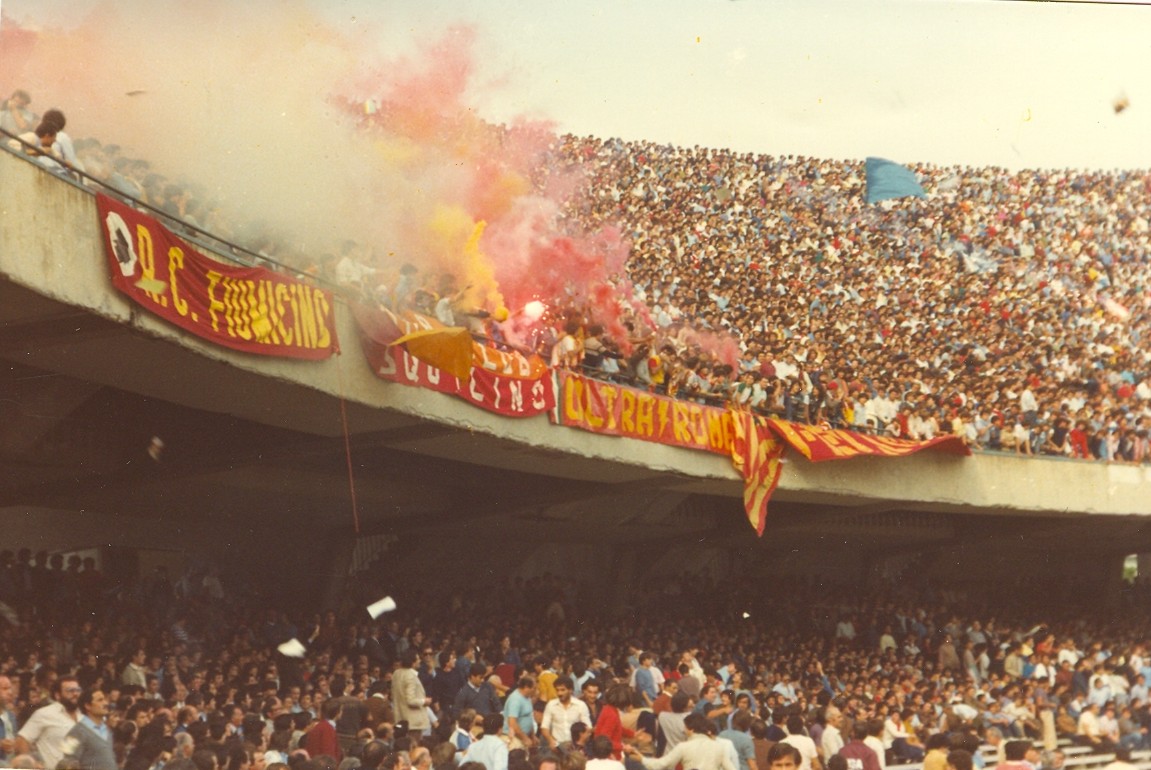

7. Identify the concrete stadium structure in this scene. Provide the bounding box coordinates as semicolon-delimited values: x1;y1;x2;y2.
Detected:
3;148;1151;604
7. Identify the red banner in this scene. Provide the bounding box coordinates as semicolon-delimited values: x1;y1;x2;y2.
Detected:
98;194;338;360
553;373;971;535
362;343;554;417
359;303;557;416
354;305;549;382
765;418;971;462
555;370;735;455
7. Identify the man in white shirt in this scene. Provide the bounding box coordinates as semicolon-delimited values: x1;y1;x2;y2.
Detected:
863;719;887;770
627;712;736;770
1019;385;1038;425
540;676;591;751
780;714;821;770
1077;703;1116;753
15;676;82;770
1054;635;1081;667
821;707;844;761
41;109;85;173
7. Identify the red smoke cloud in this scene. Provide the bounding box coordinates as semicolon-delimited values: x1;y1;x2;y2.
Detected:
1;3;740;362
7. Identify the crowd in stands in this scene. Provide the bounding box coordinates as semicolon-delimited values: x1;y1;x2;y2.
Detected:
4;548;1151;770
546;137;1151;463
4;87;1151;463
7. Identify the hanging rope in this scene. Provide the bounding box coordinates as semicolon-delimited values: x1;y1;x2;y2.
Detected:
334;353;361;535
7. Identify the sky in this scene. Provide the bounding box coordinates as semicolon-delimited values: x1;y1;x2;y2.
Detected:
2;0;1150;173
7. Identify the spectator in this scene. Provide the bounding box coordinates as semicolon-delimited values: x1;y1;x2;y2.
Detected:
40;109;85;172
779;714;818;770
949;750;974;770
540;676;591;752
0;90;36;135
0;675;17;764
463;713;509;770
455;664;503;721
820;708;844;761
592;685;637;761
838;723;880;770
624;711;734;770
392;650;431;739
305;700;344;761
503;677;537;751
922;733;950;770
15;675;82;770
719;709;759;770
585;735;624;770
60;688;116;770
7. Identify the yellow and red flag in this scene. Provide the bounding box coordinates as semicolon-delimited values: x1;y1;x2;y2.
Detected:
729;411;786;536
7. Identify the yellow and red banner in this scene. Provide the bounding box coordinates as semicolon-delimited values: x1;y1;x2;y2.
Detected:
557;370;735;456
730;412;786;536
98;194;338;360
554;373;970;535
765;418;971;463
354;305;555;418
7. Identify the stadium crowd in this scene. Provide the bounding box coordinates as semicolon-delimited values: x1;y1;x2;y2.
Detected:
3;86;1151;466
3;549;1151;770
546;137;1151;462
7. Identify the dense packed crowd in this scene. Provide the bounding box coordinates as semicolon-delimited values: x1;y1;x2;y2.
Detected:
546;138;1151;462
4;87;1151;463
4;548;1151;770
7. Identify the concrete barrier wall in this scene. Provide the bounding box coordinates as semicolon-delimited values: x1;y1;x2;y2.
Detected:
4;149;1150;519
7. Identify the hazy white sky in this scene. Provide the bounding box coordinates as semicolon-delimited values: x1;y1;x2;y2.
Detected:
5;0;1150;171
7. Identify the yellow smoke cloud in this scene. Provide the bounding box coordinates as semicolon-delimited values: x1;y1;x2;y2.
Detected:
425;206;502;312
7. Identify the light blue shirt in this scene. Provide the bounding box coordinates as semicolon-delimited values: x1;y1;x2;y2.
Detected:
79;715;111;743
772;683;797;703
1088;685;1112;709
1;709;17;760
464;734;508;770
636;668;658;702
503;690;536;736
719;729;755;770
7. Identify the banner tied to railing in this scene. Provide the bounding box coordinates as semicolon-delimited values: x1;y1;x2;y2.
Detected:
553;371;970;535
354;304;555;418
97;194;338;360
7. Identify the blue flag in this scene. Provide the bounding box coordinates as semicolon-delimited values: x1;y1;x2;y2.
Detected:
865;157;926;204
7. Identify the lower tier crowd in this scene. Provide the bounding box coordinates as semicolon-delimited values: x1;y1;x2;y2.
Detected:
2;557;1151;770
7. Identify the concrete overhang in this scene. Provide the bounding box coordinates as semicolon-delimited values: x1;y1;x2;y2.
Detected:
3;148;1151;553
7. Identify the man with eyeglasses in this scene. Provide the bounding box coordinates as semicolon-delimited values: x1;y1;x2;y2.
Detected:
15;676;82;770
